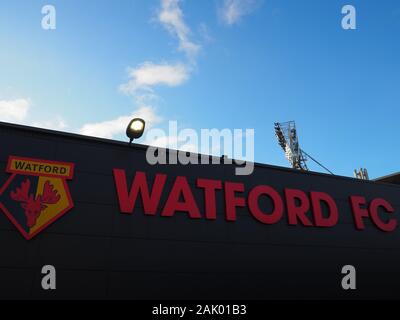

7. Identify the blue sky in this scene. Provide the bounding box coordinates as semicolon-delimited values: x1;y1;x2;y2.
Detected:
0;0;399;178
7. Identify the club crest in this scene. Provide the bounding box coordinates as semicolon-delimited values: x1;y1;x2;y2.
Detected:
0;156;74;240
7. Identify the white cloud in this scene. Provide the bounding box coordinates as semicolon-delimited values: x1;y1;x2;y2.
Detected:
158;0;200;59
119;0;198;111
120;62;190;95
32;117;68;131
79;106;162;139
219;0;261;25
0;98;70;131
145;134;198;153
0;98;31;122
114;0;200;143
198;23;214;44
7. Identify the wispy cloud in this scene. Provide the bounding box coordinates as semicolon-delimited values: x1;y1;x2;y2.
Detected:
158;0;200;60
219;0;262;26
79;106;162;139
145;134;199;153
0;98;31;122
198;23;214;44
82;0;200;141
32;117;68;131
0;98;68;131
119;62;190;96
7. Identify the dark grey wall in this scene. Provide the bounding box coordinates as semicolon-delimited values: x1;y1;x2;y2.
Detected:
0;123;399;300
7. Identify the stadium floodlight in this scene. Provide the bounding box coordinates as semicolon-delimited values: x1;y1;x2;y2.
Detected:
274;121;334;175
274;123;287;150
126;118;145;145
354;168;369;180
274;121;308;171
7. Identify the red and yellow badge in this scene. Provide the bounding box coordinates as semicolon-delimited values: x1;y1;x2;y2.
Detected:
0;156;74;240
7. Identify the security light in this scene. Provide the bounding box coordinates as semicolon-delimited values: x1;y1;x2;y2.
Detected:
126;118;145;145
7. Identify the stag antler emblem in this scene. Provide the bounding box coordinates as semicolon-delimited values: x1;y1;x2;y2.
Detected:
10;179;61;228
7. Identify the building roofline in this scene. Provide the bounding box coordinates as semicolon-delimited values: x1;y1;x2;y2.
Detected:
1;121;399;189
373;172;400;181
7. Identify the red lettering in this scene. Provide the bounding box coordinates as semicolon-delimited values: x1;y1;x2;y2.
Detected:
349;196;369;230
248;185;283;224
162;176;201;219
113;169;166;214
310;191;339;227
197;178;222;220
285;189;313;226
224;182;245;221
369;198;396;232
113;170;396;233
